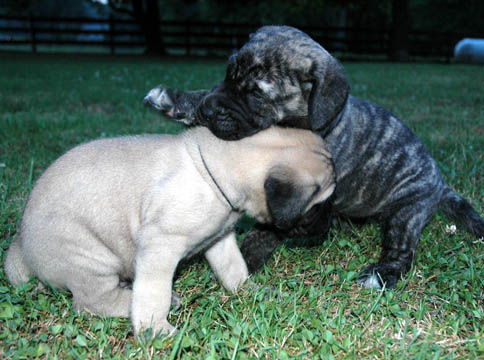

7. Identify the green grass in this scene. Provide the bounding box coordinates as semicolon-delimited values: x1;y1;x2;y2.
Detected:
0;52;483;359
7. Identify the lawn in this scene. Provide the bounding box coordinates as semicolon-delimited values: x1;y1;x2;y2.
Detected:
0;52;483;359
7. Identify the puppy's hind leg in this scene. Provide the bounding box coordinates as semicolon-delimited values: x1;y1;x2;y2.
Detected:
21;222;132;317
70;273;132;317
357;200;437;289
60;239;132;316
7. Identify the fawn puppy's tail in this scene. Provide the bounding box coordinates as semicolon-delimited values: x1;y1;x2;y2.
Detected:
4;235;31;286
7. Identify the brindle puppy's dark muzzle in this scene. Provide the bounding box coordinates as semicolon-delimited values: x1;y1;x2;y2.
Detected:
247;197;333;258
197;92;266;140
284;197;333;239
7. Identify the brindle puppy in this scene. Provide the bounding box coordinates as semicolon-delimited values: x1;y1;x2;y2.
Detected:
144;25;484;289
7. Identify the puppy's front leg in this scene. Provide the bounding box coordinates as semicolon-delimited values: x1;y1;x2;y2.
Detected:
131;225;185;338
239;224;284;274
205;232;249;292
357;201;431;289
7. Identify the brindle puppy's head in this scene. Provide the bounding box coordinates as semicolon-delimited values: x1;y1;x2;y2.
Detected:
196;26;351;140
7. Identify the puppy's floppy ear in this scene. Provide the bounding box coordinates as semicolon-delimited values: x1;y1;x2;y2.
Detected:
308;57;350;133
264;166;315;231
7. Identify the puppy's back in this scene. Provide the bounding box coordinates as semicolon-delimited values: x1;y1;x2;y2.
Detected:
27;134;180;212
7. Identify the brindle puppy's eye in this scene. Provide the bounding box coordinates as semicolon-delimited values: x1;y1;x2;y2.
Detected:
250;90;265;101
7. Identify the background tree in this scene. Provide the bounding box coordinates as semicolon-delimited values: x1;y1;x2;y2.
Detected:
105;0;165;55
390;0;409;61
0;0;32;15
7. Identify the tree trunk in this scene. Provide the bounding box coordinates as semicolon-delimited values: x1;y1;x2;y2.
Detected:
131;0;165;55
389;0;409;62
143;0;165;54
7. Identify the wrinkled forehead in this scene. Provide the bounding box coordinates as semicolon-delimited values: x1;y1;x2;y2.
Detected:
225;49;303;90
226;27;322;85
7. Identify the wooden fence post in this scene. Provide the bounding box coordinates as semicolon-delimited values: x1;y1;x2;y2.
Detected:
29;12;37;53
185;22;191;56
109;14;115;55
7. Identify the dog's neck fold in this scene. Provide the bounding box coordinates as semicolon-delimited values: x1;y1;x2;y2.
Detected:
184;130;246;214
197;145;238;212
184;127;271;222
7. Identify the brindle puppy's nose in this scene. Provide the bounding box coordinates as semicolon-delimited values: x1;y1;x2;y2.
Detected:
174;110;186;119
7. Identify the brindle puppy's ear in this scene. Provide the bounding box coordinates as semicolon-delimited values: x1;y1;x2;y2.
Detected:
308;57;350;134
264;166;315;231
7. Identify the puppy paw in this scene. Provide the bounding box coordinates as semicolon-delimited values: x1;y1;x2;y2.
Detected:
144;85;177;117
171;291;182;310
259;285;282;302
357;263;402;290
135;320;177;340
240;281;282;301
